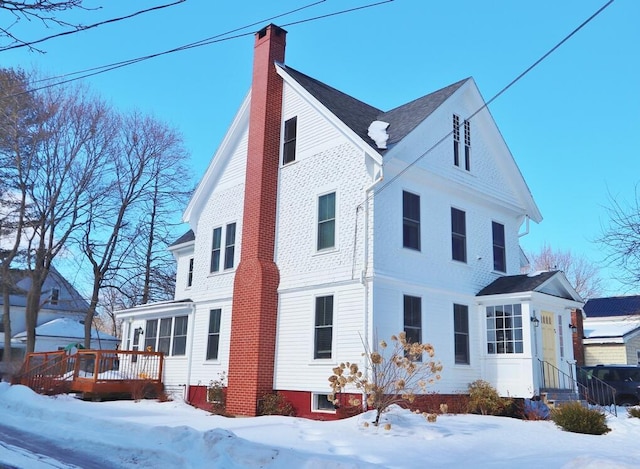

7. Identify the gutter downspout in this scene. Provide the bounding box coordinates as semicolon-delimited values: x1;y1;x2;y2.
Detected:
361;161;383;409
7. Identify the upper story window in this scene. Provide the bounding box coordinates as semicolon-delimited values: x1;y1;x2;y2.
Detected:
314;295;334;359
210;223;236;273
402;191;420;251
486;304;523;354
224;223;236;269
50;288;60;305
492;222;506;273
451;207;467;263
454;304;470;365
464;119;471;171
282;116;297;165
453;114;460;167
317;192;336;251
187;258;194;287
206;309;222;360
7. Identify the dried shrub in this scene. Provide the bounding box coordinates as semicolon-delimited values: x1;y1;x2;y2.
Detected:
551;401;610;435
207;372;227;415
328;332;442;427
522;399;550;420
467;380;511;416
258;392;295;416
129;379;157;401
627;406;640;419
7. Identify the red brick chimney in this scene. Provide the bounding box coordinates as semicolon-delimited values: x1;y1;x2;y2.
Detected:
571;308;585;366
226;24;286;416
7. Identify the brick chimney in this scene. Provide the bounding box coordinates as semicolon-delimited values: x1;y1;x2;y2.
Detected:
571;308;585;366
226;24;286;416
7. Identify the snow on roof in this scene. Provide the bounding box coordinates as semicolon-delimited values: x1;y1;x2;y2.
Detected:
583;318;640;343
13;317;118;342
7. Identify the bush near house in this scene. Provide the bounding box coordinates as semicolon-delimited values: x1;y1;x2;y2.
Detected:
258;392;295;416
626;406;640;419
467;380;513;416
328;332;442;427
551;401;610;435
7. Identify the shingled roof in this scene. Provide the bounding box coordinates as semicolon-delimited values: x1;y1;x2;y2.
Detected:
583;296;640;318
477;271;560;296
170;229;195;247
281;65;469;151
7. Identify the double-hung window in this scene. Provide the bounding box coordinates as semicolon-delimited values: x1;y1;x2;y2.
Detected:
144;320;158;351
492;222;506;272
224;223;236;269
403;295;422;347
187;258;194;287
453;114;460;167
451;208;467;262
283;117;297;165
211;223;236;272
454;304;470;364
206;309;222;360
314;295;333;359
402;191;420;250
172;316;188;356
157;318;172;355
464;119;471;171
317;192;336;250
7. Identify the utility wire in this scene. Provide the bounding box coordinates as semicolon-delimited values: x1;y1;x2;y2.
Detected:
1;0;392;99
0;0;187;52
366;0;614;203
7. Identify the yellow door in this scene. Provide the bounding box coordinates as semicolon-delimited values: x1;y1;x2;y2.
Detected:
541;311;557;387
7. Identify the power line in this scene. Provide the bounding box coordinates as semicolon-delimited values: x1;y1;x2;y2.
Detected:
366;0;615;203
1;0;393;99
0;0;187;52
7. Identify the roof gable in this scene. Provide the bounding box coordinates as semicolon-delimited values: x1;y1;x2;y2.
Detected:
380;78;469;146
477;270;583;302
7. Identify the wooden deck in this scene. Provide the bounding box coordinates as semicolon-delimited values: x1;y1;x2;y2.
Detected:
14;349;164;399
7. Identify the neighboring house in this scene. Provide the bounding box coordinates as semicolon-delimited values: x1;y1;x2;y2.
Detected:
582;296;640;366
0;266;90;374
116;24;583;418
12;317;119;353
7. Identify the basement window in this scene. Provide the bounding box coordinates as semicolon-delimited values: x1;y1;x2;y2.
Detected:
313;393;336;413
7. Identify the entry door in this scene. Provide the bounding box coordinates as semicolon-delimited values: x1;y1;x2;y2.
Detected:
541;311;557;387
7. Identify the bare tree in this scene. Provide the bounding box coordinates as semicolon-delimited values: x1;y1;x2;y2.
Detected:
75;111;189;348
528;243;603;300
20;82;113;353
0;67;42;365
597;187;640;290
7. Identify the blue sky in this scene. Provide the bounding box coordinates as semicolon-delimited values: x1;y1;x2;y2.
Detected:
2;0;638;296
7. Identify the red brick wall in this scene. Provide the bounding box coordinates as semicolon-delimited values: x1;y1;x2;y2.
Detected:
227;24;286;416
571;308;585;366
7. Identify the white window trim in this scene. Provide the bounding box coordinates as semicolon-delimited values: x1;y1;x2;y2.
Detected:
312;393;336;414
209;221;238;275
315;189;338;254
310;293;336;362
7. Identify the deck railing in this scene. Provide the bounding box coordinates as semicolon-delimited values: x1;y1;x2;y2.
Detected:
14;349;164;397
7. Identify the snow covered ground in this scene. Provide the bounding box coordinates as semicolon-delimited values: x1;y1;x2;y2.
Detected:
0;382;638;468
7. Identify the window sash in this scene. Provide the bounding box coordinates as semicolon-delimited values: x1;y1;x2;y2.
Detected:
210;227;222;272
158;318;172;355
492;222;506;272
453;114;460;167
172;316;188;356
454;304;469;364
207;309;222;360
451;208;467;262
314;296;333;359
144;319;158;351
402;191;421;250
317;193;336;250
224;223;236;269
283;117;297;165
187;258;194;287
464;119;471;171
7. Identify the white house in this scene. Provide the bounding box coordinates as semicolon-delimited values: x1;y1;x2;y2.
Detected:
116;24;583;418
